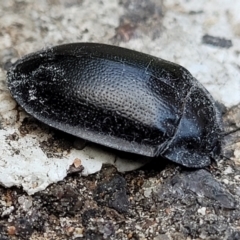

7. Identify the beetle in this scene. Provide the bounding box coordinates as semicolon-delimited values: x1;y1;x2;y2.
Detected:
7;43;222;168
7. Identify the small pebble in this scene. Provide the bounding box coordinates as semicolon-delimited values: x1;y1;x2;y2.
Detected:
222;179;229;185
197;207;206;215
234;175;240;181
1;206;14;217
223;166;233;174
7;226;16;236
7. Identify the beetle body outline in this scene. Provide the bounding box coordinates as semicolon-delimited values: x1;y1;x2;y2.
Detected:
7;43;222;168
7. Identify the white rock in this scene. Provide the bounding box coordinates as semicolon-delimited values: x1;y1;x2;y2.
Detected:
198;207;206;215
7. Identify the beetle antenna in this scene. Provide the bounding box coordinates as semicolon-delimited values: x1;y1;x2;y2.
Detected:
219;154;233;161
222;128;240;136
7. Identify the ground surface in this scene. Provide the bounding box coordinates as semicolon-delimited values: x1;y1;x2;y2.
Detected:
0;1;240;239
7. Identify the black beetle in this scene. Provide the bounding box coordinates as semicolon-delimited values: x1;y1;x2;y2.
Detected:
7;43;222;168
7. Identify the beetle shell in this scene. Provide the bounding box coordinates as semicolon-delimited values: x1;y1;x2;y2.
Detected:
7;43;222;168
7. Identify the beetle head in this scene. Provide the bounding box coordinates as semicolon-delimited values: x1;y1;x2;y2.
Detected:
161;86;222;168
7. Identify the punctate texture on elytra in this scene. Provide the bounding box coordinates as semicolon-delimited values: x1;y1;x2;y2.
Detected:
7;43;222;168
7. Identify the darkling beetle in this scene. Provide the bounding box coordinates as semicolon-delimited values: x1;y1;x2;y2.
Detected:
7;43;222;168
